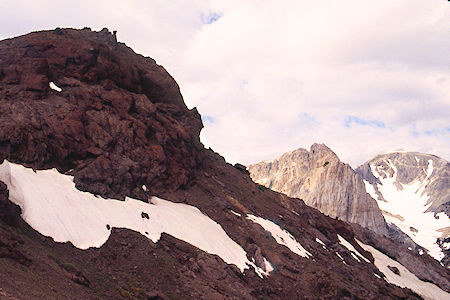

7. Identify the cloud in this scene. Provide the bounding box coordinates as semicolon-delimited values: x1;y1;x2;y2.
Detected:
0;0;449;167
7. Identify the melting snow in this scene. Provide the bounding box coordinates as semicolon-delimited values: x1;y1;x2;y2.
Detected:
247;214;312;258
363;180;379;201
335;252;346;264
357;240;450;300
337;234;370;263
230;210;242;217
49;81;62;92
367;159;449;261
350;253;361;262
315;238;327;249
0;161;271;277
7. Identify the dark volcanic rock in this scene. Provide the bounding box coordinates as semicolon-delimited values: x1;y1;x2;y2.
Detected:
0;181;21;226
0;28;204;200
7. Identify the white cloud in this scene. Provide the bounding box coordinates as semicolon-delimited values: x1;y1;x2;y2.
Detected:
0;0;449;167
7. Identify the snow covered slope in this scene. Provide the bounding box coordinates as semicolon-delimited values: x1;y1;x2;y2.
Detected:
247;214;312;258
357;240;449;300
0;160;270;277
357;152;450;264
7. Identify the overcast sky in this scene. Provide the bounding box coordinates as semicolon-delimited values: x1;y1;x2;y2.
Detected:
1;0;449;167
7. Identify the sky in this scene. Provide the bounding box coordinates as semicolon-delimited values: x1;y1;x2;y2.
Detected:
0;0;448;167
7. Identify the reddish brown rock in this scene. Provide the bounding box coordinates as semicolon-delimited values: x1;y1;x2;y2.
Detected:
0;28;204;200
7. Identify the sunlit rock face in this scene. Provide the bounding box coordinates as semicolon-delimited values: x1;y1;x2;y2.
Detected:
356;151;450;266
248;143;388;236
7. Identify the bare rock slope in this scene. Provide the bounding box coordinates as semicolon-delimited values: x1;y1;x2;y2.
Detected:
248;144;388;235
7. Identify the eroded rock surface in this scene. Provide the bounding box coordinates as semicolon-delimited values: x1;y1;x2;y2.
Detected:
248;144;388;235
0;28;204;200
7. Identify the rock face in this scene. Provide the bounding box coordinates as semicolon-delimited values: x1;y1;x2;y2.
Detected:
0;28;203;200
248;144;388;235
0;29;448;299
356;151;450;266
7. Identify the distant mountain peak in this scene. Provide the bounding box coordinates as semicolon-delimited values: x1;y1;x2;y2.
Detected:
248;145;387;235
357;151;450;266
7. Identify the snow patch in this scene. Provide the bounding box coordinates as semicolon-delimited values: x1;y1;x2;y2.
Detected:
263;257;274;273
335;252;346;264
0;161;271;277
369;160;449;261
363;179;379;201
337;234;370;263
141;185;148;192
230;210;242;217
49;81;62;92
247;214;312;258
315;238;327;249
357;240;449;300
350;253;361;262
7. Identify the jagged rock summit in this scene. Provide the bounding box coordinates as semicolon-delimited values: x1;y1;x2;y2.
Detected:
248;143;388;235
0;29;449;299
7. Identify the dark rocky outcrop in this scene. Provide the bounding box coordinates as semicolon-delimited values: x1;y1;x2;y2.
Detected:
0;28;204;200
0;181;21;226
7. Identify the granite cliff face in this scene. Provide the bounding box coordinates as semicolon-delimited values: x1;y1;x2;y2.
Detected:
357;151;450;266
0;29;448;299
248;144;388;235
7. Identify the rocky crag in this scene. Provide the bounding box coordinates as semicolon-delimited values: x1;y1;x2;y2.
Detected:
0;29;448;299
248;144;388;236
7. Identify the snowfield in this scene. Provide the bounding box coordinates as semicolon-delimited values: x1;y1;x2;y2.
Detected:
367;159;449;261
0;161;270;277
357;240;449;300
247;214;312;258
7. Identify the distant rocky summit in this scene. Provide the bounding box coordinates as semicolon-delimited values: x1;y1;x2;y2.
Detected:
249;146;450;267
357;151;450;266
248;143;388;235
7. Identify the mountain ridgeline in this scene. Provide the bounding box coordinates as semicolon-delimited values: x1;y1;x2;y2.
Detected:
249;146;450;268
0;29;448;299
